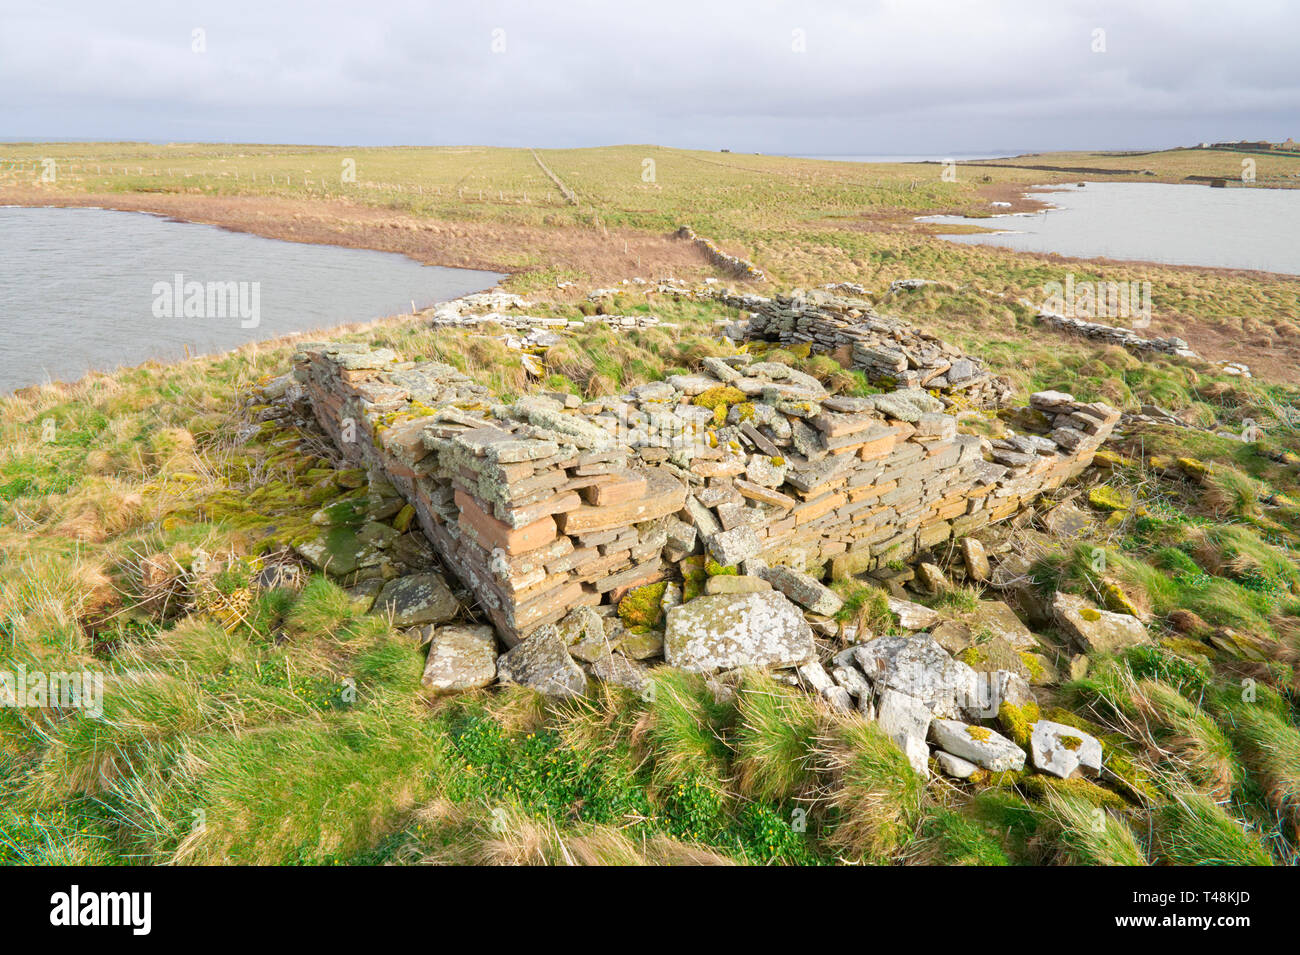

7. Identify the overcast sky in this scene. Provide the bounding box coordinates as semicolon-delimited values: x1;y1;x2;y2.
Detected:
3;1;1297;154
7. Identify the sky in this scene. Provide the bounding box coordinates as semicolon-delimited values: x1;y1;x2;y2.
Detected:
2;0;1297;154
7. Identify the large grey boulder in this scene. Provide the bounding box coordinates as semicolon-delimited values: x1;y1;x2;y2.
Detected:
929;719;1026;772
496;625;588;698
1052;592;1149;654
373;572;459;627
421;624;498;695
852;634;979;719
664;591;816;673
1031;719;1103;778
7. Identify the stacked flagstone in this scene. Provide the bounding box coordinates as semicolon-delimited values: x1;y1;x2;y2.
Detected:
675;225;768;281
294;338;1117;650
733;287;1015;407
429;291;668;333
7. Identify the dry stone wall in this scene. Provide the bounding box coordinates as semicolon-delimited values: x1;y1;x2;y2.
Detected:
733;288;1016;407
294;334;1119;649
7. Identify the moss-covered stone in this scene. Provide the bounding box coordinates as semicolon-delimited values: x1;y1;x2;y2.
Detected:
693;386;746;411
1021;775;1129;810
997;699;1041;747
1092;448;1129;470
1088;485;1134;512
1101;581;1140;618
618;581;669;632
391;503;416;533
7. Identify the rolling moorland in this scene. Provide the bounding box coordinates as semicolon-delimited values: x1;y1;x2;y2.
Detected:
1;144;1299;865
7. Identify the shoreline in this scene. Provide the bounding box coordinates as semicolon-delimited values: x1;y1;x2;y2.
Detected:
4;180;1299;384
0;187;714;287
0;307;452;402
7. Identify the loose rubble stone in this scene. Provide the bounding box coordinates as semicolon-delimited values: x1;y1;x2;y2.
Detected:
496;625;588;698
915;562;949;594
876;688;934;744
664;591;816;673
373;573;459;627
1031;720;1103;778
935;750;981;779
1052;592;1149;654
421;624;498;694
760;565;844;616
706;525;763;566
961;538;990;582
589;651;650;691
929;719;1026;772
898;733;931;777
852;634;979;719
888;597;940;631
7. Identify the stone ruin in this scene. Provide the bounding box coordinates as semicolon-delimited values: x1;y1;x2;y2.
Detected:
291;300;1119;661
729;287;1016;407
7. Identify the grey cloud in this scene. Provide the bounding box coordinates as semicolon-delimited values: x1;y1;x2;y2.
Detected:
1;0;1296;152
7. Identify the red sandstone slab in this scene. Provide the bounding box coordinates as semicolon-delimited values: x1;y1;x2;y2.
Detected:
580;470;649;507
557;470;686;535
500;490;582;528
456;489;557;555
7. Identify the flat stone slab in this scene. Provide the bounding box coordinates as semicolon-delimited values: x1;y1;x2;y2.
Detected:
1052;592;1149;654
887;597;940;631
664;591;816;673
496;625;588;698
705;574;772;595
1031;719;1103;778
557;469;686;535
852;634;978;719
929;719;1026;772
935;750;980;779
876;688;934;744
421;624;498;694
761;565;844;617
961;600;1037;650
373;573;459;627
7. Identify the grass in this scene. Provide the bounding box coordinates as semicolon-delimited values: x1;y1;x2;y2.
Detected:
2;144;1300;865
1148;793;1274;866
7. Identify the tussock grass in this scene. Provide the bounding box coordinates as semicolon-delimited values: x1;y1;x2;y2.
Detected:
1148;793;1273;866
169;705;444;865
819;717;924;862
1129;679;1239;798
633;669;732;798
1039;790;1147;866
904;805;1010;866
732;671;821;802
1215;697;1300;842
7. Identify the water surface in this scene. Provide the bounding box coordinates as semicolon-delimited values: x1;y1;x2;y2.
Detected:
920;182;1300;275
0;206;505;393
